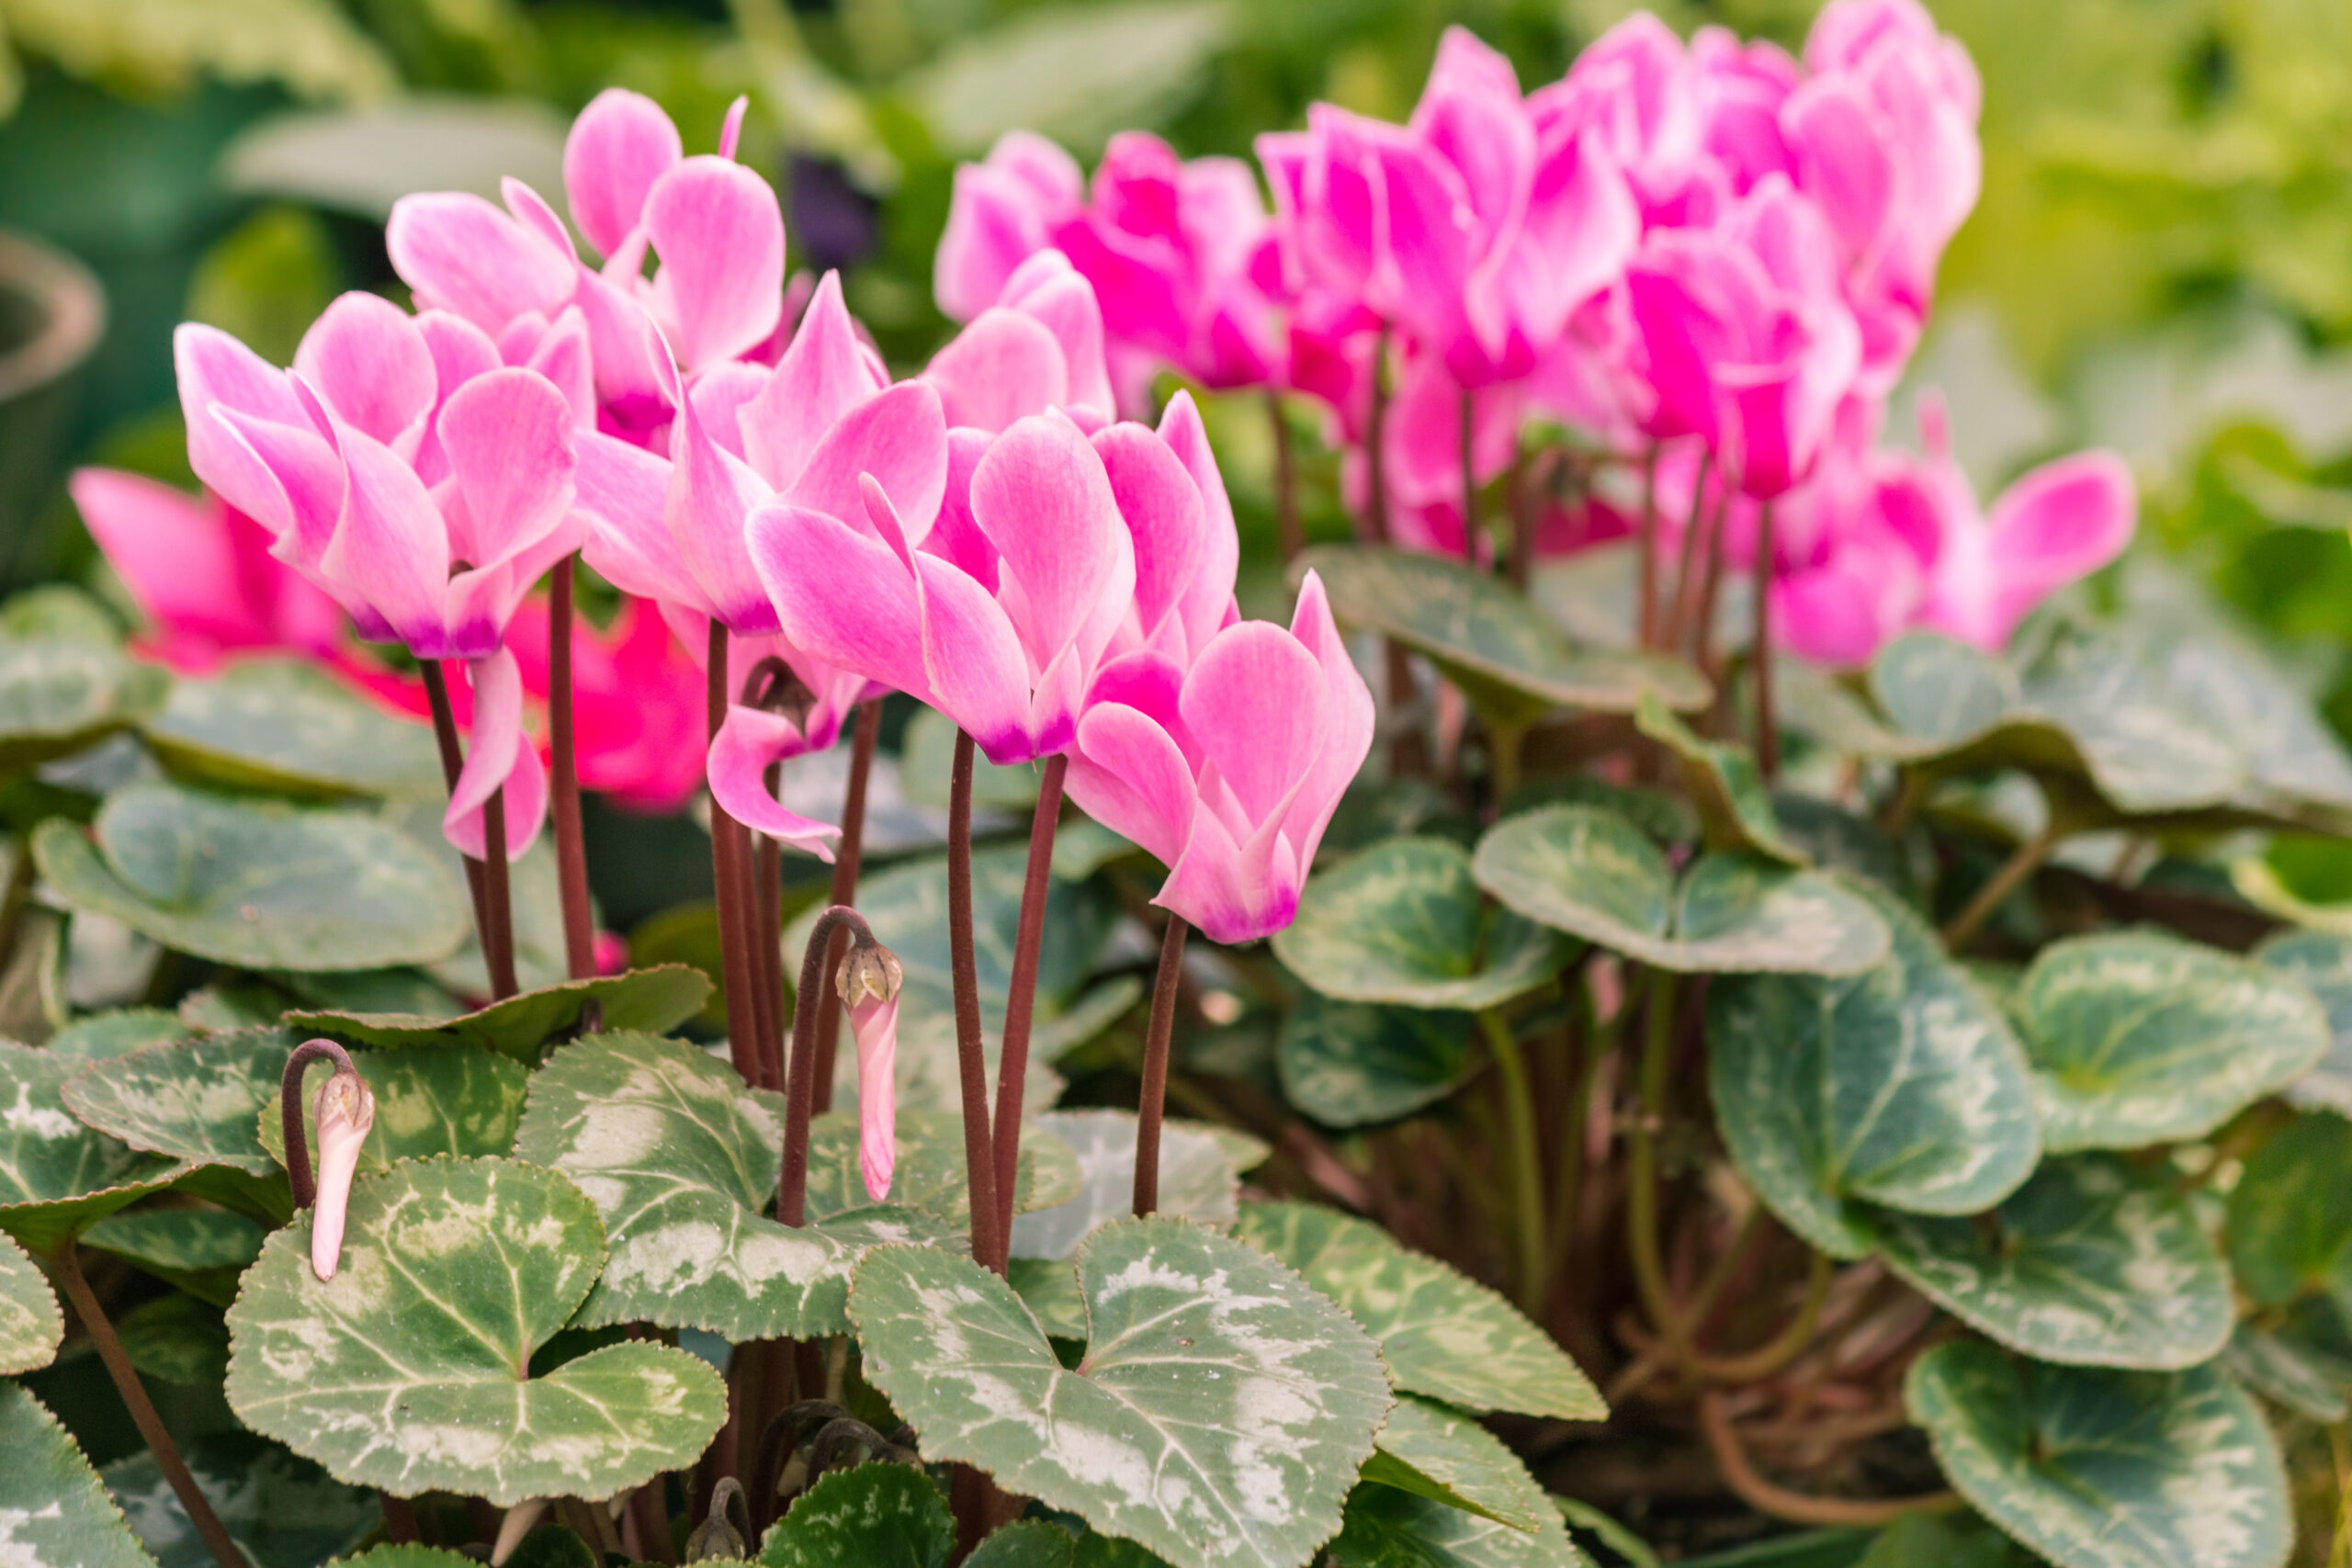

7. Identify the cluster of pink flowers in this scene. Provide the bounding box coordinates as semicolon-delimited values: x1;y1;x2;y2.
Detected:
934;0;2137;661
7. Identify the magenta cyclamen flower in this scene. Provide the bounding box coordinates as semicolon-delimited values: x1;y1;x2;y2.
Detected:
308;1066;375;1282
1062;570;1374;944
924;249;1117;434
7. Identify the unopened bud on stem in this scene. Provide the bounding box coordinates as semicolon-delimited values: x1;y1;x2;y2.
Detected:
310;1068;375;1282
839;938;902;1201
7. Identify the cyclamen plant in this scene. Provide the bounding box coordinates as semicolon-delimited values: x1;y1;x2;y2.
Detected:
2;6;2347;1568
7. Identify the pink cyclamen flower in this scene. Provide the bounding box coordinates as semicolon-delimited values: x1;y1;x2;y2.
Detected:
1062;570;1374;943
924;249;1116;434
836;942;904;1201
504;593;711;813
309;1066;375;1282
934;131;1086;324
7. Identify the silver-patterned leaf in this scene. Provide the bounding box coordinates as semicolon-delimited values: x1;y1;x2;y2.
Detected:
1633;695;1805;864
81;1207;266;1307
1868;1156;2232;1369
0;629;170;773
755;1461;951;1567
1272;838;1573;1011
225;1155;726;1504
964;1520;1080;1566
1363;1395;1545;1533
802;1108;1080;1227
260;1045;528;1177
0;1226;62;1373
1276;996;1472;1128
106;1428;377;1568
1474;806;1886;975
285;965;713;1066
1853;1512;2036;1568
1323;1483;1582;1568
511;1032;959;1340
2221;1312;2352;1425
1232;1201;1604;1422
1906;1341;2290;1568
850;1217;1392;1568
2225;1111;2352;1309
0;1381;155;1568
1010;1111;1261;1262
2251;929;2352;1114
118;1292;229;1385
1707;884;2041;1258
45;1009;187;1062
61;1027;300;1178
142;658;444;802
0;1041;183;1252
33;784;469;972
2018;931;2328;1152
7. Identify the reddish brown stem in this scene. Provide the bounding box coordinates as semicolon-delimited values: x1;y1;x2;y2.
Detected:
1753;502;1780;782
549;558;595;982
1699;1392;1958;1529
777;905;877;1227
946;731;1005;1272
1636;443;1661;647
988;752;1069;1268
812;701;882;1113
420;660;498;991
756;764;786;1089
706;621;763;1087
280;1037;356;1209
480;784;517;1000
1459;387;1480;567
1131;914;1191;1217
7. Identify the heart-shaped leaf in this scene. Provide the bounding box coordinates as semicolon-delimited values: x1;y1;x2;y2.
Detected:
106;1428;378;1568
1299;546;1710;722
851;1217;1392;1568
1634;696;1804;864
2018;931;2328;1152
511;1031;960;1340
0;1227;61;1373
1362;1395;1547;1533
1009;1110;1263;1262
1854;1513;2037;1568
81;1207;266;1306
1905;1340;2290;1568
285;965;713;1066
2226;1112;2352;1309
262;1045;528;1177
0;1041;183;1252
1707;883;2041;1258
0;1381;155;1568
1867;1156;2232;1370
1232;1201;1604;1422
1768;793;1920;900
1276;995;1472;1128
1474;806;1887;975
61;1027;299;1178
118;1291;230;1385
803;1108;1080;1228
143;659;445;802
2222;1311;2352;1424
0;629;170;772
756;1461;952;1568
46;1008;187;1062
1007;1256;1089;1341
2252;930;2352;1115
225;1155;727;1504
1273;838;1573;1011
33;784;469;971
1325;1485;1584;1567
964;1520;1084;1566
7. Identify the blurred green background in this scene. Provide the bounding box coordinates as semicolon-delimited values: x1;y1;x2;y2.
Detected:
0;0;2346;710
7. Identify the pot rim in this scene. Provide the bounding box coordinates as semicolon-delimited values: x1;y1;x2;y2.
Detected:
0;229;106;403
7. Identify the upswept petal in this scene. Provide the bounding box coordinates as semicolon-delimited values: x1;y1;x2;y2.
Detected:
749;502;931;704
211;407;345;571
575;430;702;610
1067;700;1194;868
921;426;1000;592
444;649;548;862
1092;421;1204;644
785;380;950;545
70;471;254;649
1000;250;1114;425
436;367;580;573
914;552;1035;765
707;704;844;860
294;293;437;452
520;307;598;430
316;420;451;654
1178;619;1329;828
564;88;683;258
175;324;312;527
967;414;1122;668
1157;807;1300;945
924;308;1067;434
1153;391;1240;660
687;363;769;462
386;193;573;332
666;388;777;634
643;154;786;369
1276;570;1374;877
741;270;886;490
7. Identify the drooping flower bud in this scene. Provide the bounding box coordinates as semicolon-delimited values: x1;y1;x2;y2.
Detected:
836;941;903;1201
310;1068;377;1282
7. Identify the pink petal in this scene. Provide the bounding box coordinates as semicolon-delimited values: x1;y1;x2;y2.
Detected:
1067;700;1195;868
307;1071;373;1281
914;552;1035;765
1157;807;1300;945
749;503;931;703
1927;450;2134;649
967;414;1122;669
314;417;451;654
934;131;1081;322
522;307;598;430
785;380;950;544
386;193;573;333
1091;421;1204;643
718;96;749;161
576;431;705;611
666;387;779;634
443;649;548;860
644;155;786;369
920;426;1001;592
924;308;1068;433
852;993;898;1201
687;362;769;461
1152;391;1240;660
1000;250;1114;425
71;470;252;648
435;367;580;572
175;325;311;527
706;704;842;860
212;406;345;576
294;293;437;451
1178;619;1329;827
1276;570;1374;878
564;88;683;258
740;270;886;490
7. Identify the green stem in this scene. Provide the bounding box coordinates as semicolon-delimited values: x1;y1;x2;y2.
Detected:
1487;719;1525;806
1478;1010;1548;1318
1269;389;1302;563
1941;822;2061;954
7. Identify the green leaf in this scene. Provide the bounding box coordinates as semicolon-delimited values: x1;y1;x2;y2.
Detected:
756;1461;952;1568
1324;1482;1584;1567
1768;794;1920;902
1634;695;1804;864
2225;1112;2352;1308
33;784;469;972
1299;547;1709;723
802;1108;1079;1228
0;1381;155;1568
60;1027;299;1178
899;705;1044;812
1853;1513;2035;1568
1867;1156;2233;1370
1363;1395;1546;1532
1474;806;1887;975
80;1207;266;1306
0;632;170;772
2017;931;2329;1152
260;1045;528;1177
1871;633;2018;743
851;1217;1392;1568
1273;838;1573;1011
0;1225;61;1372
0;1041;182;1252
118;1291;230;1385
2221;1314;2352;1424
2251;929;2352;1114
1555;1499;1658;1568
323;1550;477;1567
45;1009;187;1062
1009;1111;1260;1261
225;1155;727;1505
286;965;713;1066
143;659;444;801
1707;885;2041;1258
966;1521;1080;1567
402;810;571;996
511;1032;959;1341
1905;1341;2290;1568
1232;1201;1605;1422
1276;995;1472;1128
1007;1255;1088;1341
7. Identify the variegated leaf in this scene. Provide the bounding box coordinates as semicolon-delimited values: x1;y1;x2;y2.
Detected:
2225;1111;2352;1308
1010;1111;1264;1262
45;1009;187;1062
1273;838;1573;1011
260;1045;526;1177
225;1155;725;1504
0;1226;62;1373
144;657;442;803
1854;1513;2037;1568
2018;931;2328;1152
62;1027;300;1178
965;1521;1081;1565
2222;1312;2352;1424
1276;995;1471;1129
1363;1396;1545;1532
1232;1201;1604;1422
1906;1341;2290;1568
106;1429;376;1568
0;1381;154;1568
82;1207;266;1306
1634;695;1804;864
851;1217;1392;1568
0;622;170;773
756;1461;951;1567
1707;882;2041;1258
805;1109;1080;1230
2251;930;2352;1115
0;1041;183;1252
1323;1482;1582;1568
285;965;713;1066
1868;1156;2232;1369
1475;806;1887;975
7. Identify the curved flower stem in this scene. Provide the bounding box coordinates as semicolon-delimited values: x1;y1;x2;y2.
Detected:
946;731;1003;1272
1668;457;1718;655
1627;968;1693;1378
51;1246;244;1568
1131;914;1191;1218
1636;442;1661;648
1691;1247;1834;1384
1269;389;1302;563
1459;387;1480;567
1477;1009;1548;1318
1941;821;2061;955
777;904;877;1227
705;621;763;1088
989;753;1069;1269
548;558;594;982
480;787;516;1000
1699;1391;1959;1529
280;1037;357;1208
1752;501;1780;780
812;700;882;1114
420;660;512;998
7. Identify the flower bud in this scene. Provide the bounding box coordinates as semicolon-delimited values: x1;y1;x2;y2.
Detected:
835;941;904;1011
839;941;903;1201
310;1069;376;1282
